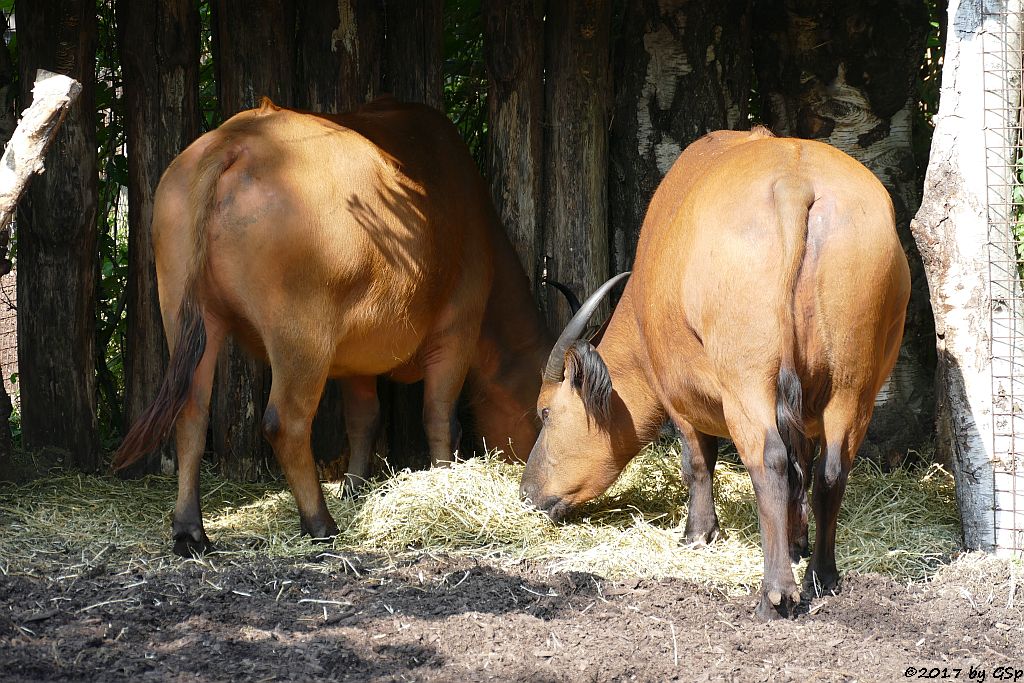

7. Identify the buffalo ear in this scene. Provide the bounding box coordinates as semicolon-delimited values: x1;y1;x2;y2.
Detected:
564;340;612;426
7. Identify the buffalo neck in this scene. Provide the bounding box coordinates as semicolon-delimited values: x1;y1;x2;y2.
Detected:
596;290;666;456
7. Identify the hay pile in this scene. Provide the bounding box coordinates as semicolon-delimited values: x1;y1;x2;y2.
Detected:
0;442;962;592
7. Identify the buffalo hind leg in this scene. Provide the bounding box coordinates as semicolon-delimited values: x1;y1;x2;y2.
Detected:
804;396;869;596
676;422;722;547
727;402;802;620
263;359;338;539
171;320;224;557
341;376;380;495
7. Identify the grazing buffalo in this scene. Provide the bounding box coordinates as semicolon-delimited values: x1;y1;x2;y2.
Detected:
113;97;552;555
520;127;910;620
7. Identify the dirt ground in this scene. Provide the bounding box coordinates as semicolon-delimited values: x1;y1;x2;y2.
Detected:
1;551;1021;683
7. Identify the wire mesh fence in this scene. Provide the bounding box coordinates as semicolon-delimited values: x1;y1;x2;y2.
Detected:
984;3;1024;557
0;267;15;410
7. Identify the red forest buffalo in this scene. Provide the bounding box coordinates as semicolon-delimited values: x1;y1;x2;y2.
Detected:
113;97;551;555
520;127;910;620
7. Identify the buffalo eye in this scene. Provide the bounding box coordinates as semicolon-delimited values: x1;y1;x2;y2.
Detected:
540;407;550;423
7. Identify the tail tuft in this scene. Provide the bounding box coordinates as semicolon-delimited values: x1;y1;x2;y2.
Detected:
776;366;810;502
111;296;206;471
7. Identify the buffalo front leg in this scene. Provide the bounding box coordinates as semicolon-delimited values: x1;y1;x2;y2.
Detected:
421;345;472;467
171;321;224;557
263;359;338;539
676;421;722;547
341;376;380;495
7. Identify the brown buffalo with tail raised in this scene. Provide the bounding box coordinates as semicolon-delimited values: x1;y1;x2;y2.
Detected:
520;127;910;620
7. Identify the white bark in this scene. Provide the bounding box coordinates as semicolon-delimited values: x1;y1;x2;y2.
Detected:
0;70;82;235
911;0;1024;553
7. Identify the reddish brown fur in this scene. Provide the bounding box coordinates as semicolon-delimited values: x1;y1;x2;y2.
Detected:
116;97;550;552
521;129;910;620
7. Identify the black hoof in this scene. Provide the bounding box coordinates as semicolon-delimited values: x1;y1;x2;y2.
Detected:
682;523;725;548
300;515;340;542
172;528;212;558
342;476;366;499
802;567;841;597
753;583;802;621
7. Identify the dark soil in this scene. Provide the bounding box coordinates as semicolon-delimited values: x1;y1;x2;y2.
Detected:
1;553;1021;682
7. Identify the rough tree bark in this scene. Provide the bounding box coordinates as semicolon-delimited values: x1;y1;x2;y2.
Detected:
0;71;82;480
15;1;99;470
610;0;751;274
295;0;385;477
754;0;936;464
0;13;20;477
483;0;545;294
911;0;1023;552
383;0;443;110
211;0;295;481
542;0;612;330
118;0;200;476
378;0;443;473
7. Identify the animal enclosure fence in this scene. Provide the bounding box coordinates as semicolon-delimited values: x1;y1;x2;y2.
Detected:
984;3;1024;556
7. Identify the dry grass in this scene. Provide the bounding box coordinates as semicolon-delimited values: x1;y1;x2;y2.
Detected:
0;441;966;593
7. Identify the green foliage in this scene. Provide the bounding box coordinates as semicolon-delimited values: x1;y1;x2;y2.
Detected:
443;0;488;167
913;0;946;185
94;0;128;450
198;0;220;132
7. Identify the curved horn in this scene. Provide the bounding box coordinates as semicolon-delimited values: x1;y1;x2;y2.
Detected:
543;279;582;315
543;271;631;383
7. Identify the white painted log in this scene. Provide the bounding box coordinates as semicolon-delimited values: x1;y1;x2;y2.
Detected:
911;0;1024;553
0;70;83;239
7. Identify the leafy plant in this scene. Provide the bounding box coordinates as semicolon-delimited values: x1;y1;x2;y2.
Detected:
444;0;488;167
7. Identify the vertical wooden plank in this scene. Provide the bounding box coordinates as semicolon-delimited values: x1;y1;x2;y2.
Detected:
542;0;611;330
609;0;751;274
483;0;545;294
15;0;99;469
210;0;295;481
118;0;201;476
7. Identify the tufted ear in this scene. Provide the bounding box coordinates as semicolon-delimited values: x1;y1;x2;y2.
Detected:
564;340;612;426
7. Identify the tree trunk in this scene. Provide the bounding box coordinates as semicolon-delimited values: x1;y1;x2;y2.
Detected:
483;0;545;294
610;0;751;274
379;0;443;473
0;12;19;478
542;0;611;329
118;0;200;476
295;0;384;113
295;0;385;478
911;0;1024;552
383;0;443;110
211;0;295;481
754;0;936;465
14;1;99;470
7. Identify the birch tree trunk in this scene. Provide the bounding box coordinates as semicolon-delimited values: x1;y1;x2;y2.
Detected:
211;0;295;481
542;0;611;329
911;0;1024;552
295;0;386;478
610;0;751;274
15;0;99;470
118;0;200;476
754;0;935;465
